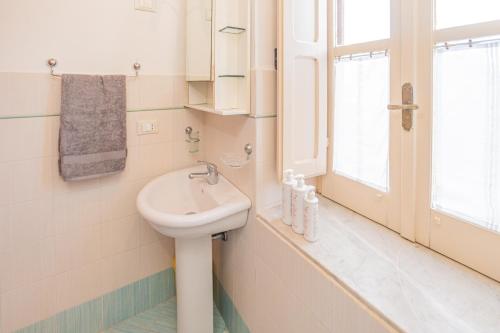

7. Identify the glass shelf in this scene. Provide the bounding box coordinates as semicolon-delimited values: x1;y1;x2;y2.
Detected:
218;75;245;78
219;26;246;34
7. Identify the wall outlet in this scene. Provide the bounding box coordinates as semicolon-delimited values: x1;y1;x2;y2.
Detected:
137;120;159;135
135;0;157;12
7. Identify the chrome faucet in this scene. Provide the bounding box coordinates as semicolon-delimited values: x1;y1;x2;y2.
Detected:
189;161;219;185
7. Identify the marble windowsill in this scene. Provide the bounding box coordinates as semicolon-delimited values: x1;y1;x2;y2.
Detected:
259;196;500;333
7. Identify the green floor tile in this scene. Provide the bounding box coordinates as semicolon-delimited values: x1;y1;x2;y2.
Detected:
101;297;227;333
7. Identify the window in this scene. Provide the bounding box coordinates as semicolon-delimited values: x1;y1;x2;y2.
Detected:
436;0;500;29
428;0;500;280
321;0;500;280
432;38;500;231
333;54;390;191
332;0;391;192
336;0;390;45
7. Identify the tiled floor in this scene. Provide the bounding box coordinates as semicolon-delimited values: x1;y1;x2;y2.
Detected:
102;297;228;333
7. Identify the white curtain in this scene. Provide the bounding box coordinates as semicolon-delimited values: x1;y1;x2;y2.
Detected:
333;55;390;191
433;41;500;231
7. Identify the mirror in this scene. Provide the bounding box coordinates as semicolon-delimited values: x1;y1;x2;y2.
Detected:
186;0;213;81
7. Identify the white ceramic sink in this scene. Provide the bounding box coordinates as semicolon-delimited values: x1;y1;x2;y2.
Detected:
136;165;251;333
137;165;251;238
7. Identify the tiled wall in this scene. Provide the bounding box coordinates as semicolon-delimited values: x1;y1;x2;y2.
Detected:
207;111;397;332
16;269;175;333
207;0;397;331
0;73;204;333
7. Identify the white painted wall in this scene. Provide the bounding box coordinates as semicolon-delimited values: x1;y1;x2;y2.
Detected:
0;0;185;75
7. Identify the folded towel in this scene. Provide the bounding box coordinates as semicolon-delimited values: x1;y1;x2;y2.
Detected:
59;74;127;181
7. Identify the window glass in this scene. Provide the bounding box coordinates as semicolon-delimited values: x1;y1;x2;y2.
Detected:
336;0;390;46
436;0;500;29
432;40;500;231
333;55;390;191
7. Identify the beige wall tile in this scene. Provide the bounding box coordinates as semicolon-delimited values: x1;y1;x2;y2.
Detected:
257;162;281;209
52;188;102;236
256;117;277;165
40;237;56;279
137;142;173;179
54;234;73;275
71;224;102;268
102;215;140;258
126;113;140;148
0;163;11;205
10;199;52;249
0;251;8;293
0;117;54;162
102;248;141;294
0;73;9;116
126;77;141;111
1;241;42;292
0;205;10;252
39;276;58;320
251;69;277;117
0;73;36;117
139;76;174;110
172;140;204;170
1;281;43;332
173;75;188;107
36;75;61;116
139;239;174;279
55;260;104;313
11;157;54;203
100;178;147;222
139;217;164;246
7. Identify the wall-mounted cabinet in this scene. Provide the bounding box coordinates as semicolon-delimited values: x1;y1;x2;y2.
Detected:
186;0;250;116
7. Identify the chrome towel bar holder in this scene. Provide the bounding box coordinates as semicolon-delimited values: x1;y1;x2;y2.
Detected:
47;58;141;77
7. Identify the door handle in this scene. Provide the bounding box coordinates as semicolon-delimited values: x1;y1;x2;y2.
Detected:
387;83;418;131
387;104;419;111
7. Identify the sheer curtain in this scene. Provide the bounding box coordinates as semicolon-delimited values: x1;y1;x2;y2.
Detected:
432;40;500;231
333;55;390;191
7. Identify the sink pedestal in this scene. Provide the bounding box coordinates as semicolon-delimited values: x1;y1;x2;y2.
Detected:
175;236;214;333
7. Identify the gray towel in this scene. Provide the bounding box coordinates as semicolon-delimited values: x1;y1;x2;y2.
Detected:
59;74;127;181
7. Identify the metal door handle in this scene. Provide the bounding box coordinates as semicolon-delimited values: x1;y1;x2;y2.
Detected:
387;104;419;111
388;83;418;131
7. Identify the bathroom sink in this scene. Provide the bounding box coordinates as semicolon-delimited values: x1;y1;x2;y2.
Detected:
137;165;251;238
136;165;251;333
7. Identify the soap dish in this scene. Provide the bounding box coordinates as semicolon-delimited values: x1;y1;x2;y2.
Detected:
220;144;253;169
221;153;251;168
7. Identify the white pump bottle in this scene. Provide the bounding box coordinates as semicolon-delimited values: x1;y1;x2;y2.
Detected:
282;169;296;226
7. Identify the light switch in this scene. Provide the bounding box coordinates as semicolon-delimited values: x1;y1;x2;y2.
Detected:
135;0;156;12
137;120;159;135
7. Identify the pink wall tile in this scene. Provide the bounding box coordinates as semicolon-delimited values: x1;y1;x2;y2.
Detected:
102;249;141;294
10;199;52;248
10;157;54;203
0;118;54;162
0;205;10;252
139;239;174;279
102;215;140;258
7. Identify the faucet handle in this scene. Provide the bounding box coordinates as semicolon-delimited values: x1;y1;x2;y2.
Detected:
197;160;218;171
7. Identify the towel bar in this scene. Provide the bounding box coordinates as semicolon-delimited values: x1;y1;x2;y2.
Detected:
47;58;141;77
